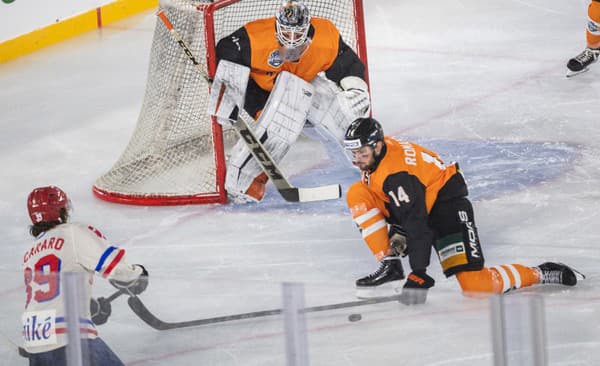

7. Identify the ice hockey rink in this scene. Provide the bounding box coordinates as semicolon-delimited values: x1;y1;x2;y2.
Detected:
1;0;600;364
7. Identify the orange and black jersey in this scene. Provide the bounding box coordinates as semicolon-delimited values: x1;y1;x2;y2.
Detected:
363;137;467;270
216;17;365;117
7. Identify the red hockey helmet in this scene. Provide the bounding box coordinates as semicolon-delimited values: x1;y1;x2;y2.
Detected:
27;186;69;224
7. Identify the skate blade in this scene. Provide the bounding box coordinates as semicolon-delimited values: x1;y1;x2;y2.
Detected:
355;280;402;299
566;67;589;78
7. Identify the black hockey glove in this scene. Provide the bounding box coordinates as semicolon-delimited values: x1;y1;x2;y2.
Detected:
399;270;435;306
389;225;407;257
90;297;112;325
109;264;149;296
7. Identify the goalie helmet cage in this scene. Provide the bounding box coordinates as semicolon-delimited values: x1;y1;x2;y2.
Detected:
93;0;370;205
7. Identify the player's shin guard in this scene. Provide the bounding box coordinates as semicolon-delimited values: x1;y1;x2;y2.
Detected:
456;264;540;295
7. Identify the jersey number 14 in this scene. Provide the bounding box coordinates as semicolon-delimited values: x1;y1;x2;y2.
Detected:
388;186;410;207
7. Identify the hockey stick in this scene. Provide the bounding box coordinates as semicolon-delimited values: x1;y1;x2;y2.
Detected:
128;293;402;331
102;288;126;303
156;10;341;203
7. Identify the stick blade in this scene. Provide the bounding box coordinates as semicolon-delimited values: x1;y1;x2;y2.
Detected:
128;296;170;330
280;184;341;202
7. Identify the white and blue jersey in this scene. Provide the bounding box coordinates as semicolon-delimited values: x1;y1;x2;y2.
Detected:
21;222;142;354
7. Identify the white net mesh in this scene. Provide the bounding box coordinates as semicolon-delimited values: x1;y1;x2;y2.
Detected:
93;0;365;205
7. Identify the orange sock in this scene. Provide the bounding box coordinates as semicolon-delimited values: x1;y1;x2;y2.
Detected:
587;1;600;49
456;264;541;295
244;172;268;201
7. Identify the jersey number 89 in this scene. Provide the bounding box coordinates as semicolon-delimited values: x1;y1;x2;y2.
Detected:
24;254;62;308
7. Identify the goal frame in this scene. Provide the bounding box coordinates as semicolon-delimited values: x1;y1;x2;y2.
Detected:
92;0;369;205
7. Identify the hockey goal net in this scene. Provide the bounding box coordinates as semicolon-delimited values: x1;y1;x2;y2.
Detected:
93;0;369;205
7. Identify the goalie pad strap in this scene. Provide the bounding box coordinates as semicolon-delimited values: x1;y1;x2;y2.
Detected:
207;60;250;124
340;76;368;91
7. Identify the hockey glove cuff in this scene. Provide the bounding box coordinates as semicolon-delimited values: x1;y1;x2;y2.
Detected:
389;224;408;257
90;297;112;325
109;264;149;296
399;270;435;306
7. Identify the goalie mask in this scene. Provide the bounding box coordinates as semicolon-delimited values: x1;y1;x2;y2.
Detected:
275;1;311;61
343;118;385;170
27;186;71;224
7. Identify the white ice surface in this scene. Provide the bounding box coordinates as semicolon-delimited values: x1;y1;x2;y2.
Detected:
1;0;600;365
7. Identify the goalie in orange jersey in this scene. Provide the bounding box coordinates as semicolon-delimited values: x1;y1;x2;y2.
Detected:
211;1;370;203
343;118;583;305
567;0;600;75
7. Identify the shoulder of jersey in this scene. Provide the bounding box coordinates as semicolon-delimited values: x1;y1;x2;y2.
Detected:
68;222;107;240
311;17;336;28
377;138;411;173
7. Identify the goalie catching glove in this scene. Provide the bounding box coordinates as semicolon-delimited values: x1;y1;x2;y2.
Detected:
109;264;149;296
336;76;370;118
399;270;435;306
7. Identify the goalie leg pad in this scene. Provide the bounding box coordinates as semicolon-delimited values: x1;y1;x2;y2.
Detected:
207;60;250;124
225;71;314;201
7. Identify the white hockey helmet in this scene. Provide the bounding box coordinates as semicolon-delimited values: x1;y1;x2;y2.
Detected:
275;1;311;49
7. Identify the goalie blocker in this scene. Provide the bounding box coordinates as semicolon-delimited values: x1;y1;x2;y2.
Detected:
208;60;369;203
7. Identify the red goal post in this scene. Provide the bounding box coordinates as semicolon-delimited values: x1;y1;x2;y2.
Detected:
93;0;369;205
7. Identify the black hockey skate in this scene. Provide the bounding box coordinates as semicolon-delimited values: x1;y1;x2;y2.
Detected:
566;48;600;77
536;262;583;286
356;256;404;299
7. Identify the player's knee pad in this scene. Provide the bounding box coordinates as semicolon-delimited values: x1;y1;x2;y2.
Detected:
225;71;313;198
430;197;485;277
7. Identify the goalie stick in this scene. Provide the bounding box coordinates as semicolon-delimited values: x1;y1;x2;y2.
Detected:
156;10;341;203
128;293;403;331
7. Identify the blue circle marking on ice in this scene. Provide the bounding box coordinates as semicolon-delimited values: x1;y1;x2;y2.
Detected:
221;138;578;213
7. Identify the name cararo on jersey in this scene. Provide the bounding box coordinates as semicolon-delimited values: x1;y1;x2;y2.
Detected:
24;237;64;263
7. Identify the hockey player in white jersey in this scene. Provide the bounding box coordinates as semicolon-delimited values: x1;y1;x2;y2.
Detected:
21;186;148;365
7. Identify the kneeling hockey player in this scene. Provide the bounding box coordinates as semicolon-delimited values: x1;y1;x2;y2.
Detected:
343;118;582;304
